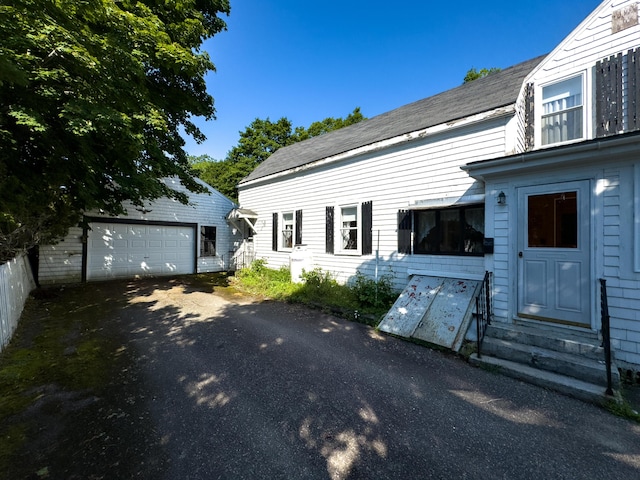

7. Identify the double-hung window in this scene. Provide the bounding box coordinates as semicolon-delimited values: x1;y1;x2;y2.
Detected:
272;210;302;251
200;226;216;256
541;75;584;146
325;201;373;255
340;206;358;251
282;212;294;249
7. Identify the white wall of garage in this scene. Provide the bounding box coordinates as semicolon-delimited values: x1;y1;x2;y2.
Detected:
39;178;240;284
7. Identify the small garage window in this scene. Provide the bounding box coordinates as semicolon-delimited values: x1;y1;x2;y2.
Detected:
200;226;216;256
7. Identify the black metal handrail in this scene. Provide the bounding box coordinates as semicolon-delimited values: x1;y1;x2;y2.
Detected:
476;271;492;358
599;278;614;396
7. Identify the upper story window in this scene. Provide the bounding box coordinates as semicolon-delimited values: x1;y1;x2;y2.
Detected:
541;74;584;146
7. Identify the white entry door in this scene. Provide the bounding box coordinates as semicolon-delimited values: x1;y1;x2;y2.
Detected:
517;181;591;327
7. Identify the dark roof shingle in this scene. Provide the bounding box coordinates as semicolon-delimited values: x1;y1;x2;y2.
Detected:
240;55;545;184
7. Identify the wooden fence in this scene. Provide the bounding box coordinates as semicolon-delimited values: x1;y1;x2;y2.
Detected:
0;253;36;352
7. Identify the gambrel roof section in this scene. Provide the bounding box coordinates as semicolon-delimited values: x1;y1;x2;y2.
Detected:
240;55;546;185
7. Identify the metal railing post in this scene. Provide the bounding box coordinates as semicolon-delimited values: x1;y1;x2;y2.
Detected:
599;278;614;396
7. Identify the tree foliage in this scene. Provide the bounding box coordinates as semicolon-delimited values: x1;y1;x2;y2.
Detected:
192;107;366;201
0;0;230;261
463;67;501;83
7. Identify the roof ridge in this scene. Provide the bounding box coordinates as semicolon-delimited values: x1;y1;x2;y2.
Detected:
240;54;546;185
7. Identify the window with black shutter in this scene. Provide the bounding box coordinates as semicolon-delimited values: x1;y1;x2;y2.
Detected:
400;205;484;256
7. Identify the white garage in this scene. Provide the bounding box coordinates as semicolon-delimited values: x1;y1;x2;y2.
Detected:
85;220;196;281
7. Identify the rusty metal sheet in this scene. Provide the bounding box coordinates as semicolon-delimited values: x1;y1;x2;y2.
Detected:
412;278;480;349
378;276;445;337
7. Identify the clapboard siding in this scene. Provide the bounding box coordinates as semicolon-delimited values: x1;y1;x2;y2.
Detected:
239;118;509;288
39;178;238;284
38;227;84;284
600;166;640;367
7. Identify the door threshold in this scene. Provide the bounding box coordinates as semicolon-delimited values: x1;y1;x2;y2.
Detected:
513;316;597;337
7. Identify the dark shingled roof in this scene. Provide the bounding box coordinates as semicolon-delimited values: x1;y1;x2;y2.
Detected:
240;55;546;185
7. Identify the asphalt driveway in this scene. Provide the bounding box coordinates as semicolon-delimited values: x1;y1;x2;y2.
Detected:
3;277;640;479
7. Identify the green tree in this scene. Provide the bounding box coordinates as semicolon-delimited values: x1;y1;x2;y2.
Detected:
0;0;230;262
293;107;365;141
463;67;501;83
193;108;366;202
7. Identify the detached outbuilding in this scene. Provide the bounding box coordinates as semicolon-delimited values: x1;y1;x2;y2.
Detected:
38;177;240;284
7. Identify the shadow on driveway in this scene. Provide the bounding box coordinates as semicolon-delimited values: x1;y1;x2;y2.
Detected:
2;276;640;479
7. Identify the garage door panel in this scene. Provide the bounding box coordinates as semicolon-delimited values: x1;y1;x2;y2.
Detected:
87;223;195;281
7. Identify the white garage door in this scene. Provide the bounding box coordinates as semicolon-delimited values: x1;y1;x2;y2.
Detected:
87;222;195;281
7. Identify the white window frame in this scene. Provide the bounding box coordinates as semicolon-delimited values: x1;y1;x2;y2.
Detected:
281;211;294;251
537;72;587;148
337;203;360;255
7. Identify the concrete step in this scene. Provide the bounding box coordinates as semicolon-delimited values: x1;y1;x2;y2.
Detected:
479;336;620;388
486;323;603;360
469;354;620;406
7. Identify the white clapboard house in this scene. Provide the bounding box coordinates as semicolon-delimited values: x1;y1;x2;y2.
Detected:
235;0;640;399
38;177;241;284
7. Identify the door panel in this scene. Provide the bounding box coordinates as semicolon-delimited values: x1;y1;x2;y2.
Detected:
87;223;195;280
523;260;547;307
517;181;591;327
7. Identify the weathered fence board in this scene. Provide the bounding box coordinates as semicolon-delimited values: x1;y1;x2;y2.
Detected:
0;254;36;351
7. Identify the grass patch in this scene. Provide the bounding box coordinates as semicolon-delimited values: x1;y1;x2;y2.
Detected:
0;285;127;473
605;398;640;422
232;260;398;325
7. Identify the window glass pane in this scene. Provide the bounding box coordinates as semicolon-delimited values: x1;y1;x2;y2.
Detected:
541;76;583;145
464;207;484;253
528;192;577;248
415;211;437;253
542;108;583;145
201;226;216;256
282;212;293;248
439;209;461;253
543;76;582;106
341;206;358;250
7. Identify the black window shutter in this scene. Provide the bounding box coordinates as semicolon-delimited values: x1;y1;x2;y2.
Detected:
272;212;278;251
325;206;334;254
628;48;640;132
398;210;412;254
596;52;623;137
295;209;303;246
362;201;373;255
524;83;534;151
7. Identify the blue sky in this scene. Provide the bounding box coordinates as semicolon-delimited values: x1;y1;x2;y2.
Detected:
185;0;602;160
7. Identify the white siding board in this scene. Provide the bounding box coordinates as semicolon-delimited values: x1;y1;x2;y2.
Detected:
39;227;84;284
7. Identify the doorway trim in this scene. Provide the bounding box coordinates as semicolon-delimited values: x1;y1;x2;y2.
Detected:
515;180;594;330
